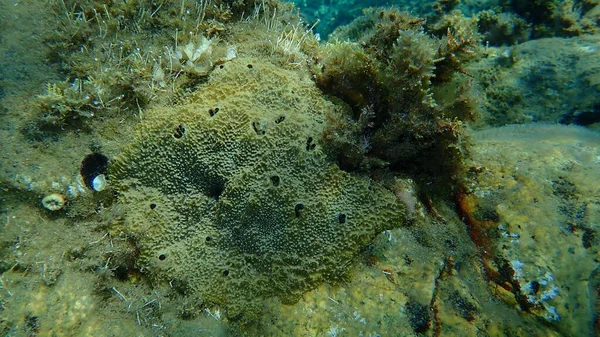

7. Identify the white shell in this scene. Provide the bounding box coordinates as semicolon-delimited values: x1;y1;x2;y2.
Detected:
92;174;107;192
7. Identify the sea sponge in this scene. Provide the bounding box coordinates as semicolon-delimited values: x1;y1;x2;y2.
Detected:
110;57;406;319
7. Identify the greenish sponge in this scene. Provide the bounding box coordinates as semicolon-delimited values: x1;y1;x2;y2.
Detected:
110;57;405;319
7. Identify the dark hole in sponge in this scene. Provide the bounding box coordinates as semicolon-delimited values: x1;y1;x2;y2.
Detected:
150;203;157;210
207;178;226;200
270;175;280;187
80;152;109;190
275;116;285;124
294;202;304;217
306;137;316;151
222;269;230;276
337;213;346;224
158;254;166;261
173;124;185;139
209;107;219;117
206;236;213;242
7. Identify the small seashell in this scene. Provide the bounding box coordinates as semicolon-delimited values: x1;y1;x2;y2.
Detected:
92;174;107;192
42;193;66;211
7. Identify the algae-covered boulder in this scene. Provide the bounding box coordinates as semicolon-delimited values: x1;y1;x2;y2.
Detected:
460;124;600;336
110;57;405;319
314;8;477;192
472;35;600;128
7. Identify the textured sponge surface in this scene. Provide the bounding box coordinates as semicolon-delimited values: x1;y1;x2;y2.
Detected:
110;58;405;317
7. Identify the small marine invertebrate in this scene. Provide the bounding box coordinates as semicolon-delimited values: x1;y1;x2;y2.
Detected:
42;193;66;211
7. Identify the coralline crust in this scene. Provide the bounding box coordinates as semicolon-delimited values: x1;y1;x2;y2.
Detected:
110;58;405;318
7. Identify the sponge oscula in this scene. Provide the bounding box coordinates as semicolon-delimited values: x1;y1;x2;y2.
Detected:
110;58;406;319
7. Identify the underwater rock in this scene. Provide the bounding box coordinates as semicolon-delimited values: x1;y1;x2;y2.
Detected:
110;57;406;319
459;124;600;336
472;35;600;128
